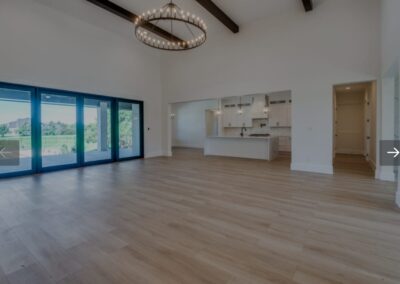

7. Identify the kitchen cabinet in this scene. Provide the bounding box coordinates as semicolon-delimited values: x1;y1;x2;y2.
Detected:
269;100;291;128
222;107;252;127
250;95;269;119
287;102;292;126
222;97;253;128
241;106;253;127
222;97;237;127
278;136;292;152
222;107;235;127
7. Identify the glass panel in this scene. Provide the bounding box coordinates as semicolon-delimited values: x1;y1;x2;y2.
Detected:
0;87;32;174
118;102;141;158
41;93;77;168
84;98;112;162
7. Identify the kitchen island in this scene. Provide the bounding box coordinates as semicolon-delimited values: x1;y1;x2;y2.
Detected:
204;136;279;161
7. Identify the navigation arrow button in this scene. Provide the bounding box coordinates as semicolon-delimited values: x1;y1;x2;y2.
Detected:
387;147;400;158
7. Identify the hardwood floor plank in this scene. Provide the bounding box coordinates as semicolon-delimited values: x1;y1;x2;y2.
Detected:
11;225;81;281
293;267;342;284
0;148;398;283
0;240;36;275
6;263;53;284
0;267;10;284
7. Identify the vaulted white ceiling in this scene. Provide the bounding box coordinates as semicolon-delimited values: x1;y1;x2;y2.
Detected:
30;0;311;49
113;0;305;34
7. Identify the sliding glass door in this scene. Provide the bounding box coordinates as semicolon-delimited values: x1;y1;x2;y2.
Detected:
84;98;112;163
0;84;34;176
40;91;78;169
117;100;143;159
0;82;144;178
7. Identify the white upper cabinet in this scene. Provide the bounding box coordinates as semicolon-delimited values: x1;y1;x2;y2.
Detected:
222;107;237;127
222;97;237;127
269;99;291;128
221;92;291;128
222;96;253;127
250;95;269;119
240;105;253;127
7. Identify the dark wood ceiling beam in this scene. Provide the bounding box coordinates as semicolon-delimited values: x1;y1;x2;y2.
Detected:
194;0;239;33
301;0;313;12
86;0;183;42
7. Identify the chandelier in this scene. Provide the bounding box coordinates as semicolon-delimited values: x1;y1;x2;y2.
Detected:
134;1;207;51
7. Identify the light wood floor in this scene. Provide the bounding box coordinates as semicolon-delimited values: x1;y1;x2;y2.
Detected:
334;154;375;177
0;148;399;284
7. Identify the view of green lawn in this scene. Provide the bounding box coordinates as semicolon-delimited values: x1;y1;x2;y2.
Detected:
1;107;132;159
1;90;140;175
1;135;100;153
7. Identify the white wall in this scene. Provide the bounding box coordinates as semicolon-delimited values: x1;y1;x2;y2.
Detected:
161;0;380;174
0;0;164;158
171;100;218;148
381;0;400;74
381;0;400;204
381;0;400;205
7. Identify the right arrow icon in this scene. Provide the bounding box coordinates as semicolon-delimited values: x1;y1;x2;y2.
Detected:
387;147;400;158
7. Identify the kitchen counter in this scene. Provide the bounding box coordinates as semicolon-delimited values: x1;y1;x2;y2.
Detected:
204;136;279;161
207;135;273;140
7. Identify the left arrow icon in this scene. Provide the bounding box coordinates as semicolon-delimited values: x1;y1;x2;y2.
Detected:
387;147;400;158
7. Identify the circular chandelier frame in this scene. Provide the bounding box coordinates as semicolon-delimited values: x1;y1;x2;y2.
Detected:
134;2;207;51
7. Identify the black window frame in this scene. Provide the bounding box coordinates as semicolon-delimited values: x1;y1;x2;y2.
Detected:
0;81;144;178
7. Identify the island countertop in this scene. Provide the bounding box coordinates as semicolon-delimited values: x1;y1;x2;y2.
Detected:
207;135;275;140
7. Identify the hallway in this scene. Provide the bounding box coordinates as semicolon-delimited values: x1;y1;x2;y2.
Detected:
334;154;375;177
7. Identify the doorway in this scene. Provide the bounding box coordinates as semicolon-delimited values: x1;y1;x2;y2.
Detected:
333;82;377;176
0;81;144;178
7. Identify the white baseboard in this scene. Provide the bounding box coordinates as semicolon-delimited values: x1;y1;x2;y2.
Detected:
291;163;333;175
375;169;379;179
172;144;203;149
151;150;173;157
145;151;164;158
377;168;395;181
